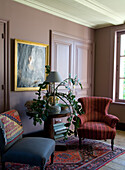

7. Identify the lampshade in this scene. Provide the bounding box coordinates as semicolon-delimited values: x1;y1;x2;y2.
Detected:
45;71;62;83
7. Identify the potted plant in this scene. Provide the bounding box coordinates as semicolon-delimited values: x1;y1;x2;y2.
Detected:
26;65;84;139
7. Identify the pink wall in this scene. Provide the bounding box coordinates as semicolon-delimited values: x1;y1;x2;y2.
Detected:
0;0;94;133
95;27;111;96
95;24;125;123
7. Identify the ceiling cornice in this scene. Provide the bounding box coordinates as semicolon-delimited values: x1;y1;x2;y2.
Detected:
13;0;124;29
13;0;95;28
75;0;123;25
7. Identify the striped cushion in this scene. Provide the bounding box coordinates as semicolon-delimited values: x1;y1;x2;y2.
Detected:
0;110;24;145
78;122;116;140
78;97;112;121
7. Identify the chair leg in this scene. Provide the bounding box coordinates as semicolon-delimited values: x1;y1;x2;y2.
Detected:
50;152;54;164
40;165;45;170
111;139;114;151
74;128;77;137
79;137;82;149
2;162;5;170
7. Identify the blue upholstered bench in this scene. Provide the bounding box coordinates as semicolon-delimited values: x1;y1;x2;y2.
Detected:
0;110;55;170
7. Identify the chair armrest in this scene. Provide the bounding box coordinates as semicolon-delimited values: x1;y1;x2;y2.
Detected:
104;114;119;128
78;114;87;126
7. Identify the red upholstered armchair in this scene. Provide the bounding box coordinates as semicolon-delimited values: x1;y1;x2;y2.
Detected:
77;97;119;150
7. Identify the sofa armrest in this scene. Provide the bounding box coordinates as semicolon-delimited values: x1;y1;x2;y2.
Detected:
78;114;87;126
104;114;119;128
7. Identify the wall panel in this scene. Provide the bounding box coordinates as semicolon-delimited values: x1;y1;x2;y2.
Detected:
51;31;94;99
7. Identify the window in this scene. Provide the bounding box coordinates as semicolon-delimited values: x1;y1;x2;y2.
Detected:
114;31;125;102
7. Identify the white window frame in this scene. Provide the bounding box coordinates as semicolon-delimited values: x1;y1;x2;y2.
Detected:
113;31;125;103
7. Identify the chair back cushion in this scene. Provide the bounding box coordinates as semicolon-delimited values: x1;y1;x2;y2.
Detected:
0;110;23;153
78;97;112;121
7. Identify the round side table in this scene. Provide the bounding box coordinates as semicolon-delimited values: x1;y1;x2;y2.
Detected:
44;109;70;139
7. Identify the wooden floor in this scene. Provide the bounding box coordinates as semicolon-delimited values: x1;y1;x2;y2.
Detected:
99;130;125;170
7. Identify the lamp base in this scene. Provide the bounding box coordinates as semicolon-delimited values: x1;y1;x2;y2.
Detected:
48;104;61;115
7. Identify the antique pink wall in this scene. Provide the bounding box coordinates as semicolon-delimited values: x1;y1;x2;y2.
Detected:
95;27;111;96
95;24;125;123
0;0;95;133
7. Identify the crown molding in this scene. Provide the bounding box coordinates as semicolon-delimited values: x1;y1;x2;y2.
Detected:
13;0;124;28
13;0;95;28
75;0;123;25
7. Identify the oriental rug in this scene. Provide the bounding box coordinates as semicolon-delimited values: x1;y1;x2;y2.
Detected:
2;136;125;170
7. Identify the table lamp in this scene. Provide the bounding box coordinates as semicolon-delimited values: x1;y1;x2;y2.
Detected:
45;71;62;114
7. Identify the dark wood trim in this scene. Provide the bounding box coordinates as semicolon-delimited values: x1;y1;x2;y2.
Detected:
4;21;10;110
0;19;10;111
116;122;125;131
49;30;52;67
7;21;10;110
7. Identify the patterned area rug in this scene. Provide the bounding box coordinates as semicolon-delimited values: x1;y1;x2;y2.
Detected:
2;136;125;170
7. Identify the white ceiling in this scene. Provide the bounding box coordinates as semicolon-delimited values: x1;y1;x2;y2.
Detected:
13;0;125;29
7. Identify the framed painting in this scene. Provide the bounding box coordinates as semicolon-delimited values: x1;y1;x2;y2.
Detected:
14;39;49;91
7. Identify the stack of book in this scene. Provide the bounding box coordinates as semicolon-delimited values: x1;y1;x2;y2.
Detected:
53;122;67;140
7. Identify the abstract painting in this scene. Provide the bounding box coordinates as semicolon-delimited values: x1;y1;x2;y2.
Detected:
14;39;49;91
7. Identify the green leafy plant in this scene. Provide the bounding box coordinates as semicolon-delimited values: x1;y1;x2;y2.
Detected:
27;66;84;139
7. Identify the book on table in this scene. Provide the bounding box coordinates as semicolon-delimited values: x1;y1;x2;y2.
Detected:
54;134;65;140
54;122;67;139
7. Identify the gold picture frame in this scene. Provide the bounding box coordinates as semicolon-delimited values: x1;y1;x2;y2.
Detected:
14;39;49;91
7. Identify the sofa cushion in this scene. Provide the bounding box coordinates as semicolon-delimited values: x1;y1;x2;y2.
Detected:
2;137;55;166
0;110;24;146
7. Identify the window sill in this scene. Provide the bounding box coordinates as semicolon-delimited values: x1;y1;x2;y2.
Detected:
112;101;125;105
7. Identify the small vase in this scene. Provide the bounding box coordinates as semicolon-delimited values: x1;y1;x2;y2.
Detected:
48;104;61;115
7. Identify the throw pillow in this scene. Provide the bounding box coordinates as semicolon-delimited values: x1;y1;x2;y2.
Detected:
0;109;24;145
